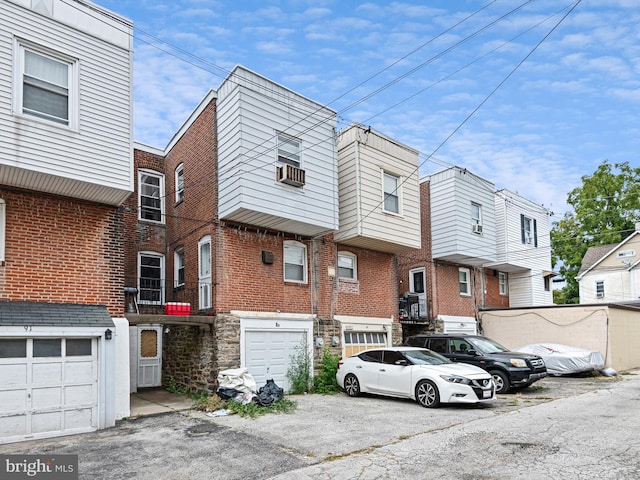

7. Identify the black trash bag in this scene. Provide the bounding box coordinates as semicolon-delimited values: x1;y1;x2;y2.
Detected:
217;387;242;401
254;379;284;407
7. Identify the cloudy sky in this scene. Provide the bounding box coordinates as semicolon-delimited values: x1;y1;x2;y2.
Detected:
97;0;640;219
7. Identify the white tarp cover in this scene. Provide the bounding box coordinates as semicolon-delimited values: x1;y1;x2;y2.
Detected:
217;367;257;393
515;343;605;376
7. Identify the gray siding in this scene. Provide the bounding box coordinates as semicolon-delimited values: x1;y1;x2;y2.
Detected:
217;66;338;236
0;0;133;205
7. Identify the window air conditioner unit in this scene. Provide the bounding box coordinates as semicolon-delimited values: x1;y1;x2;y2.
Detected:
472;224;483;234
596;292;604;299
276;164;305;187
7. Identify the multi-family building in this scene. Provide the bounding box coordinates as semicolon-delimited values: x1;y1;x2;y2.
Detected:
0;0;133;443
398;166;553;337
124;66;422;393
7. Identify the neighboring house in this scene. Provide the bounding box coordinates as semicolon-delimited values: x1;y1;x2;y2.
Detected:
398;166;553;337
0;0;133;444
123;66;421;393
576;223;640;303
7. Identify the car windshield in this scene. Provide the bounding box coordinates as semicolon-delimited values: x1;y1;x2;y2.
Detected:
403;349;451;365
468;337;509;354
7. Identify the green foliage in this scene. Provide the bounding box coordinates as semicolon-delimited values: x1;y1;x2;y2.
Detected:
165;377;209;402
551;160;640;303
313;348;341;394
286;338;312;394
226;398;297;418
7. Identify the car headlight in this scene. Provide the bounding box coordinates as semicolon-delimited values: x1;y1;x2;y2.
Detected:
440;374;471;385
510;359;527;368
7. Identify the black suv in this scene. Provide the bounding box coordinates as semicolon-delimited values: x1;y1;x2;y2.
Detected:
404;334;547;393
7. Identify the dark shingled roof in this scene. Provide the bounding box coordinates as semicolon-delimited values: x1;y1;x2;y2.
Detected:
578;244;617;276
0;301;114;327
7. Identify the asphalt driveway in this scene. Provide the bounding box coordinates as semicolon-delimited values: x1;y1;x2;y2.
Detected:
0;374;625;480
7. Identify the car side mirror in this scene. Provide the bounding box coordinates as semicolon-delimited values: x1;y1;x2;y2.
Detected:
468;349;478;356
395;359;409;366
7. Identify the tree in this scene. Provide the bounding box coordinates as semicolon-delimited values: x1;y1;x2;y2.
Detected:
551;161;640;304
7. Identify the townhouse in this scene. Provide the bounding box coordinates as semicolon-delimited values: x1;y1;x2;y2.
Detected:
398;166;554;337
0;0;133;443
124;66;422;393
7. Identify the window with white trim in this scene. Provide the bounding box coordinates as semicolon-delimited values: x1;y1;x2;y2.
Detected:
139;170;164;223
0;199;5;263
338;252;357;280
174;247;185;287
520;214;538;246
471;202;482;233
198;236;212;309
15;41;77;127
459;268;471;296
175;163;184;203
343;331;387;357
277;133;301;167
498;272;508;295
595;280;604;299
382;171;400;214
138;252;164;305
284;240;307;283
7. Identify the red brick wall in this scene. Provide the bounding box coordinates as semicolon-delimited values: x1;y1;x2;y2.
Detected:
0;188;124;316
484;268;510;308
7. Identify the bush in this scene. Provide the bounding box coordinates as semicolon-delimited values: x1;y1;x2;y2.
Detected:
286;339;312;394
313;348;341;394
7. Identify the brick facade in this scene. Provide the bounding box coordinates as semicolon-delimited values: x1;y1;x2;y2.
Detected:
0;187;124;317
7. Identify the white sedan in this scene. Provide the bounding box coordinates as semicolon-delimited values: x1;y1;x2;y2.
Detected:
336;347;496;408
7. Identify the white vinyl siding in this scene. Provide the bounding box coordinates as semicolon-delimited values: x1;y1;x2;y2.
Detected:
217;66;338;236
335;125;421;253
0;1;133;206
429;167;497;266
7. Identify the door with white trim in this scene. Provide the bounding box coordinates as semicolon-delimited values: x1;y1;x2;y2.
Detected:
137;326;162;388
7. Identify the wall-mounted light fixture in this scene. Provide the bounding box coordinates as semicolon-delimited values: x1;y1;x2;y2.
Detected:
105;329;113;340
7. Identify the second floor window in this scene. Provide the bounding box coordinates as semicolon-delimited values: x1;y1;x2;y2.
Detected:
139;170;164;223
498;272;508;295
284;240;307;283
521;214;538;246
18;43;76;127
383;171;400;214
277;134;301;167
174;248;185;287
175;164;184;203
471;202;482;233
596;280;604;298
459;268;470;296
338;252;357;280
139;252;164;305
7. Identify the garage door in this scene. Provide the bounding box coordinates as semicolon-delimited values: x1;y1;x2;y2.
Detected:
0;338;98;444
245;330;306;392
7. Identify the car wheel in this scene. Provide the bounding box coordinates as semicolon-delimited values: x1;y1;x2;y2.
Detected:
343;374;361;397
415;380;440;408
490;370;510;393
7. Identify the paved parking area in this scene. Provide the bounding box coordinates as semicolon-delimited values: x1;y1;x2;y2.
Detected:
0;373;625;480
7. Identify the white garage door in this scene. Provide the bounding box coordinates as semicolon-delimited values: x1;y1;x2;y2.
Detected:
0;338;98;444
245;330;307;392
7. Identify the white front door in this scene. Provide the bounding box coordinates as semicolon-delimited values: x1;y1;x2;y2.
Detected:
137;326;162;388
0;337;98;444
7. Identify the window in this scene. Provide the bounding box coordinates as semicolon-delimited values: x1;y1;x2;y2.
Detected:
498;272;508;295
338;252;357;280
198;236;212;309
520;214;538;246
139;170;165;223
410;268;425;293
0;339;26;358
66;339;92;356
345;332;387;357
34;339;61;357
459;268;470;296
382;171;400;214
0;199;5;263
284;240;307;283
175;164;184;203
174;248;185;287
471;202;482;233
596;280;604;299
277;134;301;167
15;42;76;127
138;252;164;305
